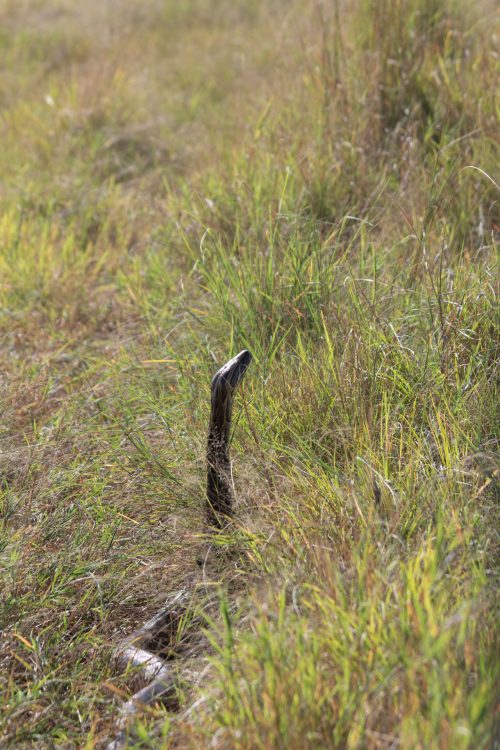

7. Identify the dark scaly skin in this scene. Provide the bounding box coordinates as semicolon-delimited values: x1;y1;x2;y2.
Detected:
206;350;252;527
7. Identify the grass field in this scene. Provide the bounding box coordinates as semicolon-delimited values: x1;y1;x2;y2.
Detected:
0;0;498;748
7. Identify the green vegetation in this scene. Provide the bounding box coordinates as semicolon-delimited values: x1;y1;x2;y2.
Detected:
1;0;498;747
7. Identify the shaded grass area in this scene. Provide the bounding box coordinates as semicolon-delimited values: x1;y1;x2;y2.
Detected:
0;0;498;748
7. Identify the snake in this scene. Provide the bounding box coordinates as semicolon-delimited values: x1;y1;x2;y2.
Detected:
206;349;252;527
106;350;252;748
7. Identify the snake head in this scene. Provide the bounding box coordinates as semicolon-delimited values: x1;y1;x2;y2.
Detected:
211;349;252;395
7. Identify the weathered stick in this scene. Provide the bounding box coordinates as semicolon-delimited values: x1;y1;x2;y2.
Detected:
206;350;252;527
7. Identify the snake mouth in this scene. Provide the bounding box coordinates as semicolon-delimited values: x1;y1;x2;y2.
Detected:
211;349;252;392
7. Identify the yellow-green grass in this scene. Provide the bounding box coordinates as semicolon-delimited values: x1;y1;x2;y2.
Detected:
0;1;498;748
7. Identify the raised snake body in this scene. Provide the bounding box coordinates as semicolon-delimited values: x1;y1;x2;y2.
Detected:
107;351;252;748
